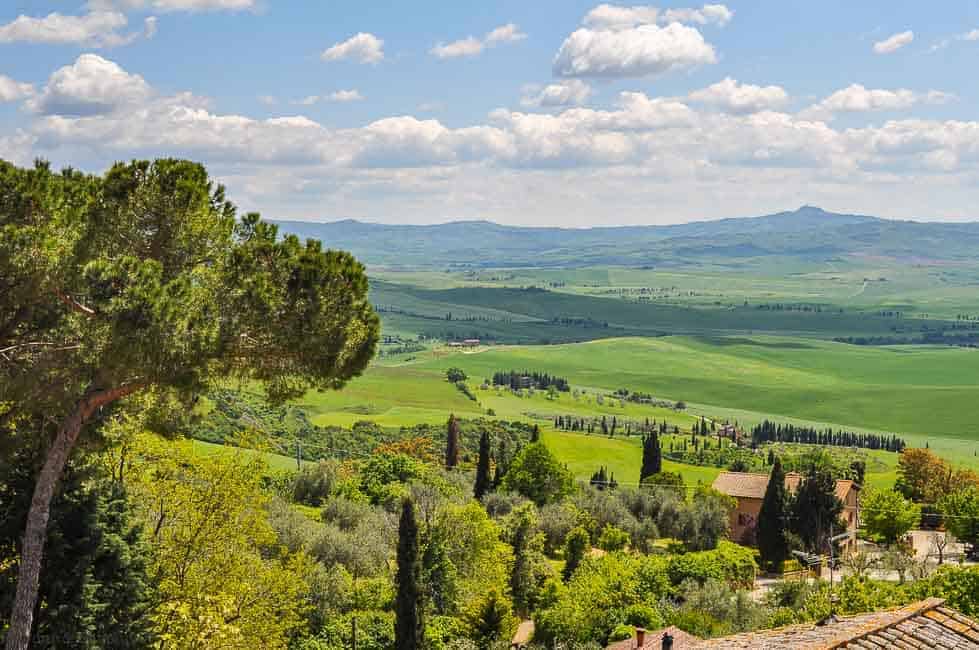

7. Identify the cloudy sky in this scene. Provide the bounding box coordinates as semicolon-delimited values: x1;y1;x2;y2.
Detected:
1;1;978;225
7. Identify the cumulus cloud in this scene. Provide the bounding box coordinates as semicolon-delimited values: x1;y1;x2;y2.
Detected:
688;78;789;114
583;4;660;29
87;0;254;11
322;33;385;64
0;75;34;103
27;54;153;116
873;30;914;54
662;4;733;26
431;23;526;59
15;54;979;225
0;10;141;47
292;90;365;105
521;81;593;108
965;29;979;41
583;3;732;29
801;84;955;120
554;22;716;78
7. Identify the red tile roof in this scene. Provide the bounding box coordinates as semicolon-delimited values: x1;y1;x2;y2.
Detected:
606;626;701;650
711;471;857;501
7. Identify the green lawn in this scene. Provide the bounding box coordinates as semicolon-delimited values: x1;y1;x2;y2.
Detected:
543;429;721;488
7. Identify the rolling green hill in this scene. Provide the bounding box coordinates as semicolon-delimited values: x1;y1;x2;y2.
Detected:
275;206;979;269
414;335;979;442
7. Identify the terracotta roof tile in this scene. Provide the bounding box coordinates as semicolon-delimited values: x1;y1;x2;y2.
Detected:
690;598;979;649
711;471;856;501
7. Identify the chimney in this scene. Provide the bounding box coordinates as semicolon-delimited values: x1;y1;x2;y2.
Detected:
634;627;646;648
662;631;674;650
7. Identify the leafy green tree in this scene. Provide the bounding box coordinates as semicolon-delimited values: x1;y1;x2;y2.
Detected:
465;590;516;650
445;415;461;469
501;443;574;506
474;430;493;500
679;487;735;552
127;435;310;648
757;458;790;571
507;504;551;615
861;489;921;545
791;465;844;553
562;527;590;581
396;499;424;650
0;450;155;649
939;487;979;555
446;368;467;383
0;159;378;648
596;525;631;552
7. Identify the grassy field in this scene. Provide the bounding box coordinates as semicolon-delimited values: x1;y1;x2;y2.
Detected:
195;330;979;489
414;336;979;442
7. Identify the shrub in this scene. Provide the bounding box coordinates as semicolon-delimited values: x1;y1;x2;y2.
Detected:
597;525;631;553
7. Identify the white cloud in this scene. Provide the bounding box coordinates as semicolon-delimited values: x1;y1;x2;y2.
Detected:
583;4;660;29
87;0;254;11
0;10;138;47
27;54;153;116
662;4;733;26
965;29;979;41
292;90;366;105
801;84;955;120
16;54;979;225
521;81;592;108
322;33;385;64
689;78;788;113
0;131;38;167
431;37;484;59
257;95;277;106
431;23;526;59
329;89;365;102
583;3;732;29
0;75;34;103
873;30;914;54
485;23;527;44
553;22;716;78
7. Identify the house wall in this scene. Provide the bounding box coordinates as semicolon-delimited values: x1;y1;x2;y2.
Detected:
729;488;860;549
730;497;763;545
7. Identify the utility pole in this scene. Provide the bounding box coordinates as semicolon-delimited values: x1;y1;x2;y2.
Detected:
296;439;302;470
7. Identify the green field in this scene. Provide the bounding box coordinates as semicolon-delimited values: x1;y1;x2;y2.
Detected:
255;331;978;487
414;336;979;442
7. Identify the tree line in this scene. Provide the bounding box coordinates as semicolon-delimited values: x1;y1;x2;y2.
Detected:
750;420;906;452
493;370;570;392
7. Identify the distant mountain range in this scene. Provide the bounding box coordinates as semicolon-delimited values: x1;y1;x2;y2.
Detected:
272;206;979;269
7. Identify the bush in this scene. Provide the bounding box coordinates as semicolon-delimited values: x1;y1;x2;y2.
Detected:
666;541;756;591
597;525;631;553
293;460;342;506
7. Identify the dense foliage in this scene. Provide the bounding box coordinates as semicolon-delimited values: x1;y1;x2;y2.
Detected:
751;420;905;452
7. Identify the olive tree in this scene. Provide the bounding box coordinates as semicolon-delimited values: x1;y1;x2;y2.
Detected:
0;159;379;649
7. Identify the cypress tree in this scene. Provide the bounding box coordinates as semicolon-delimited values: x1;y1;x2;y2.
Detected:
474;430;492;500
492;440;507;488
445;414;460;469
639;432;662;483
757;458;789;571
530;424;540;442
395;498;423;650
562;527;590;581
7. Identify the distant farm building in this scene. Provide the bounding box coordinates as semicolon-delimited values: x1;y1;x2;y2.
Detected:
711;471;860;549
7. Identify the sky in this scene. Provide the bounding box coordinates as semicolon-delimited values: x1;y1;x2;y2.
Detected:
1;1;978;226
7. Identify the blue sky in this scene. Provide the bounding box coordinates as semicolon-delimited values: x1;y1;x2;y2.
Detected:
1;1;978;225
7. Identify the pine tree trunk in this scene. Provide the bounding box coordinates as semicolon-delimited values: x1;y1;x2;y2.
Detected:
5;385;137;650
